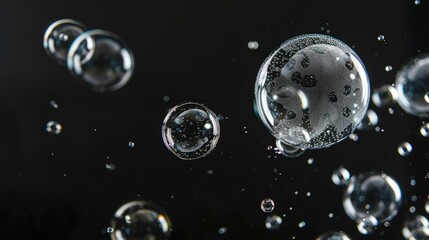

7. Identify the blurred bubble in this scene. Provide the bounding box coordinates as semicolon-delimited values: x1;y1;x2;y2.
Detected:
265;214;282;230
331;166;351;186
316;231;352;240
248;41;259;50
356;109;378;130
105;163;116;172
415;0;421;5
49;100;59;109
385;65;393;72
46;121;62;135
110;200;172;240
398;142;413;156
372;85;398;108
357;216;378;235
349;133;359;141
275;139;305;158
67;29;134;92
255;34;370;150
218;227;227;235
396;54;429;118
107;227;114;233
128;141;135;148
402;215;429;240
377;35;385;42
261;198;275;213
43;19;86;65
161;102;220;160
298;221;306;228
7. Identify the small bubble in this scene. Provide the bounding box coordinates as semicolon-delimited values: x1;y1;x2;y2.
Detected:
106;227;114;233
398;142;413;156
307;158;314;165
265;215;282;230
207;169;214;175
425;200;429;214
328;213;334;218
306;192;311;197
388;108;395;115
128;141;135;148
357;109;378;130
385;65;393;72
421;123;429;137
409;206;416;213
261;198;275;213
49;100;59;109
357;216;378;235
372;85;398;107
410;178;417;186
162;95;170;102
105;163;116;172
298;221;306;228
331;167;350;186
46;121;62;135
248;41;259;50
378;35;385;42
218;227;227;235
349;133;359;141
411;195;418;202
384;222;391;227
425;92;429;103
415;0;421;5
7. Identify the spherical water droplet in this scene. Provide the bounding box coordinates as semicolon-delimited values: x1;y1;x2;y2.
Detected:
372;85;398;107
255;34;370;150
261;198;275;213
67;29;134;92
316;231;352;240
402;215;429;240
265;214;282;230
248;41;259;50
161;102;220;160
128;141;135;148
331;167;350;186
396;54;429;118
385;65;393;72
46;121;62;135
357;109;378;130
343;172;402;225
106;227;114;233
43;19;86;65
275;139;305;158
357;216;378;235
378;35;385;42
398;142;413;156
298;221;306;228
218;227;227;234
110;200;172;240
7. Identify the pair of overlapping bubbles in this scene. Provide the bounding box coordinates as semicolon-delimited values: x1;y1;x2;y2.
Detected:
43;19;134;92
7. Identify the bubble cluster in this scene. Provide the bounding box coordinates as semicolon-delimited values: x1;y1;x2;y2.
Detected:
162;102;220;160
261;198;275;213
255;34;370;150
402;215;429;240
46;121;62;135
371;85;398;108
316;231;352;240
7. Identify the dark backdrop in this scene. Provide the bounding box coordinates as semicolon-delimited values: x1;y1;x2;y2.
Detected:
0;0;428;239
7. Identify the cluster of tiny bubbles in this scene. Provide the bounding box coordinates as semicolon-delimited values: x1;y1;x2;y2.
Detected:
254;34;370;150
356;109;378;131
110;200;172;240
275;139;305;158
331;166;350;186
385;65;393;72
161;102;220;160
371;85;398;108
46;120;62;135
248;41;259;50
261;198;275;213
395;54;429;118
421;123;429;137
342;172;402;234
265;214;282;230
398;141;413;157
316;231;352;240
43;19;86;65
402;215;429;240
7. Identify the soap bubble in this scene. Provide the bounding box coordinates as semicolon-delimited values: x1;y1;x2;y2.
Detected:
265;214;282;230
331;166;351;186
372;85;398;108
46;121;62;135
402;215;429;240
398;142;413;156
261;198;275;213
67;29;135;92
356;109;378;130
161;102;220;160
43;19;86;65
396;54;429;118
316;231;352;240
343;172;402;227
255;34;370;150
110;200;172;240
357;216;378;235
275;139;305;158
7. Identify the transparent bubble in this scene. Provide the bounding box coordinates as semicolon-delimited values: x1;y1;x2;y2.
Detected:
275;139;305;158
356;109;378;130
161;102;220;160
377;35;385;42
107;227;114;233
261;198;275;213
385;65;393;72
402;215;429;240
265;214;282;230
255;34;370;149
349;133;359;141
218;227;227;235
316;231;352;240
46;121;62;135
50;100;59;109
343;172;402;225
67;29;134;92
415;0;421;5
43;19;86;65
298;221;306;228
128;141;135;148
398;142;413;156
357;216;378;235
396;54;429;118
110;200;172;240
105;163;116;172
248;41;259;50
331;166;351;186
371;85;398;108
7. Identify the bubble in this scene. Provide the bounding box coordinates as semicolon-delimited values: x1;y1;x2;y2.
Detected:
161;102;220;160
107;227;114;233
248;41;259;50
331;167;351;186
298;221;306;228
371;85;398;107
105;163;116;172
307;157;315;164
50;100;59;109
43;19;86;65
349;133;359;141
396;54;429;118
110;200;172;240
415;0;421;5
128;141;135;148
265;214;282;230
398;142;413;156
402;215;429;240
67;29;135;92
163;95;170;102
357;216;378;235
218;227;227;235
261;198;275;213
316;231;352;240
275;139;305;158
343;172;402;226
377;35;385;42
46;121;62;135
255;34;370;150
356;109;378;130
385;65;393;72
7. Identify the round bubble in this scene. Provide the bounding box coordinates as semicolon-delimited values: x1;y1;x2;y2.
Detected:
343;172;402;225
265;214;282;230
356;109;378;130
67;29;134;92
261;198;275;213
110;200;172;240
46;120;62;135
371;85;398;108
398;142;413;157
316;231;352;240
43;19;86;65
161;102;220;160
331;166;351;186
255;34;370;149
357;216;378;235
420;123;429;137
402;215;429;240
275;139;305;158
396;54;429;118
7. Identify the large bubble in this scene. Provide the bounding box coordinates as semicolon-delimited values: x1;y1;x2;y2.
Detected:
255;34;370;149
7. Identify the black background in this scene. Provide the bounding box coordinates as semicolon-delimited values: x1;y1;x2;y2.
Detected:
0;0;429;239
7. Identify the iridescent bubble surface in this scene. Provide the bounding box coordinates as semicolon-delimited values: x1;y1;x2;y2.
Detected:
255;34;370;149
161;102;220;160
316;231;352;240
402;215;429;240
110;200;172;240
396;54;429;118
